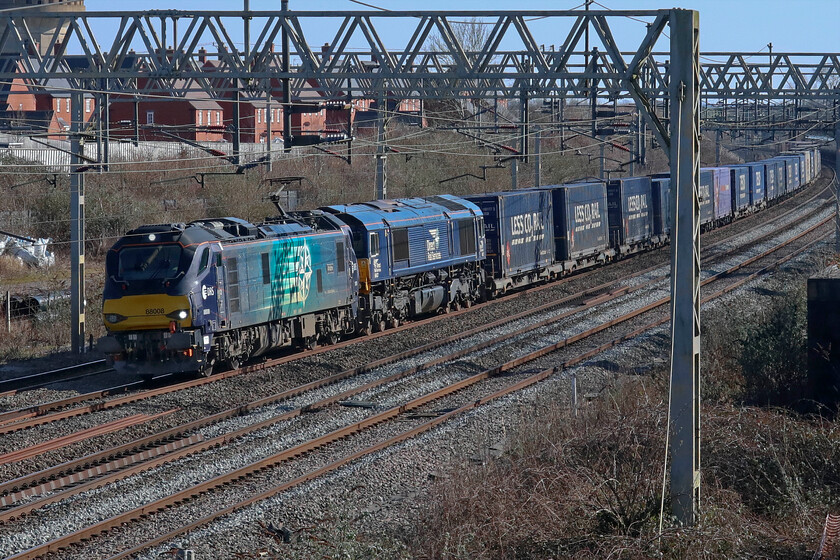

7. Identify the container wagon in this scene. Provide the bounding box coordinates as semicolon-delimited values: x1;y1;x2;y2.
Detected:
464;190;552;296
541;182;611;274
745;162;766;208
728;166;751;217
650;176;671;243
765;159;785;200
704;167;732;225
699;169;716;229
607;176;653;255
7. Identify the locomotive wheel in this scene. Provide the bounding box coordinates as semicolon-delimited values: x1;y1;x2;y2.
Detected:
326;331;340;345
305;336;318;350
359;323;371;336
226;356;240;371
389;316;400;329
451;300;461;312
198;357;215;377
464;298;472;308
374;318;387;332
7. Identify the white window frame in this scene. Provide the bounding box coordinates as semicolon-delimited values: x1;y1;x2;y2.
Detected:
85;98;91;113
146;111;155;124
198;110;203;126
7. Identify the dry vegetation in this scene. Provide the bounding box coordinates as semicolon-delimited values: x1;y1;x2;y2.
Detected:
406;289;836;560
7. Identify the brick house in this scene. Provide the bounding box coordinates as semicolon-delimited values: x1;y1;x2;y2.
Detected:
107;86;225;143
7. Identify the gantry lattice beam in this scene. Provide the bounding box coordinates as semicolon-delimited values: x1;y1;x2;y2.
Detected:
0;10;836;102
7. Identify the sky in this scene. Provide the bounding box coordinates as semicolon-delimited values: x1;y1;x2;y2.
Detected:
75;0;839;55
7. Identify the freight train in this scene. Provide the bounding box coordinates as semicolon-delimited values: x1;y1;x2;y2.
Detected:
98;148;822;376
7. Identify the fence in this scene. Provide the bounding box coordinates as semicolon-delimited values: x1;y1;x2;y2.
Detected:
0;138;276;172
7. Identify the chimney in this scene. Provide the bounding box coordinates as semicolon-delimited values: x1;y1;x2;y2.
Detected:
321;43;331;63
198;47;207;63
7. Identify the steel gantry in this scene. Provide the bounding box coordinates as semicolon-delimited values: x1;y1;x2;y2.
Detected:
0;7;834;526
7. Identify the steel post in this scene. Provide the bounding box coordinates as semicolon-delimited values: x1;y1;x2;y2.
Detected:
375;85;387;199
133;99;139;146
281;0;292;154
265;85;272;171
668;8;701;526
836;119;840;253
232;89;241;166
715;129;721;166
70;91;86;355
534;128;541;187
102;90;110;172
520;84;529;164
511;158;518;190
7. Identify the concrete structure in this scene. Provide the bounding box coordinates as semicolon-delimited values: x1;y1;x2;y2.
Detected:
0;0;85;57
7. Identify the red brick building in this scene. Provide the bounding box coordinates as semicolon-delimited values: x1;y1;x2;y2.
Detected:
108;88;225;143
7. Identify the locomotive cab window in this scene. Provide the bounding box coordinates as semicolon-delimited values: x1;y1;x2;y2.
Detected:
118;245;183;282
369;232;380;257
198;247;210;273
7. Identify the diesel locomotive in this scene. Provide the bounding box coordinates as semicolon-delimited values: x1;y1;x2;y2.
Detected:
99;147;822;376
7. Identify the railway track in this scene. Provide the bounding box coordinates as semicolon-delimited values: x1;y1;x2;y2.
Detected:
0;360;109;397
0;179;830;493
0;174;829;442
3;196;830;560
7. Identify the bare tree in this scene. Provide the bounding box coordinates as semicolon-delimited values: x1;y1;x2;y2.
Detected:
425;17;494;122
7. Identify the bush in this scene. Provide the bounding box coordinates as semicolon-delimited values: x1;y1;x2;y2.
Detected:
738;292;808;407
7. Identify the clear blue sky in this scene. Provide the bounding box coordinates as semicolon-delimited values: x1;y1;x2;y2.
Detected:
79;0;838;54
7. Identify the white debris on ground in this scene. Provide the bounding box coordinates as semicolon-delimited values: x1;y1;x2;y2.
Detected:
0;235;54;267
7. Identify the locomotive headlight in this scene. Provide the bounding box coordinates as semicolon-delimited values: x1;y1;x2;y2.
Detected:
106;313;127;323
166;309;190;320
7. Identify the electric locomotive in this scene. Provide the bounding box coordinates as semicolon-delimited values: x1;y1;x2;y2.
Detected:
99;212;359;376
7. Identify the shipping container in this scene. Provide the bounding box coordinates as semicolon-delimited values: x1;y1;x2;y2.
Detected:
699;169;715;226
542;182;609;262
765;158;788;199
606;176;652;249
728;166;750;215
783;156;801;191
797;153;807;186
704;167;732;221
745;162;765;207
650;176;671;237
464;190;553;281
804;151;813;183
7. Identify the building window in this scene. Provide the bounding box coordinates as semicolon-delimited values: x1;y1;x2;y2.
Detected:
65;98;70;112
206;110;211;126
85;98;91;113
216;111;221;126
146;111;155;124
257;109;262;124
198;110;203;126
